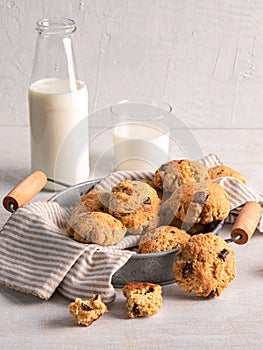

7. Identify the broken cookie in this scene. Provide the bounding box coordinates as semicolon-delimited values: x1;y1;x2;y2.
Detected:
122;281;162;318
69;295;108;327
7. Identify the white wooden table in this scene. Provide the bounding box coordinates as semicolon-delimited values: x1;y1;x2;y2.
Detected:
0;126;263;350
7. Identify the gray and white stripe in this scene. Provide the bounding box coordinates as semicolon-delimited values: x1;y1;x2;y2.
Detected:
0;200;137;303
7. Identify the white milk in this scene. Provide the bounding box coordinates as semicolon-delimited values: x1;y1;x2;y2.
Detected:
29;78;89;190
113;121;170;172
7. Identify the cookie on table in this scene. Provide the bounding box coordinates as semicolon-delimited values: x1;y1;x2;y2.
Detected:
159;180;230;226
122;282;162;318
138;226;190;253
154;159;209;193
208;165;247;185
109;180;161;235
173;233;236;297
66;211;127;246
69;295;108;327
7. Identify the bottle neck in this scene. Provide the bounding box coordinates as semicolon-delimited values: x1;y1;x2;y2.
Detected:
36;17;76;37
30;17;80;87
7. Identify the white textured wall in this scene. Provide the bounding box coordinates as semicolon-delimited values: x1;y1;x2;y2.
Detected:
0;0;262;128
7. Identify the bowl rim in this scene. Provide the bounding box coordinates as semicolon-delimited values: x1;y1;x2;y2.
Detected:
130;246;180;258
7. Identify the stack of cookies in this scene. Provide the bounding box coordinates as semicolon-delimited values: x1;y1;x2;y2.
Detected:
66;160;244;249
66;179;162;246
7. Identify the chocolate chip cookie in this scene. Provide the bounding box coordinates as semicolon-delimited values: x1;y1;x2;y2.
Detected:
154;159;209;193
69;295;108;326
109;180;161;235
173;233;236;297
169;217;222;235
66;190;112;238
138;226;190;253
159;180;230;226
79;190;111;212
141;179;163;199
122;282;162;318
66;211;127;246
208;165;247;185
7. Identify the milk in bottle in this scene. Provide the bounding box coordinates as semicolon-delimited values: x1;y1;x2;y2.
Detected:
29;18;89;190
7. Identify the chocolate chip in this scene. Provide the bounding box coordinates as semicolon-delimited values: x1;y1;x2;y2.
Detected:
145;287;154;294
216;170;224;175
192;191;208;204
207;290;217;298
81;303;93;311
93;294;99;300
143;197;151;205
182;262;193;277
120;186;131;195
178;160;184;164
218;248;229;261
132;304;141;316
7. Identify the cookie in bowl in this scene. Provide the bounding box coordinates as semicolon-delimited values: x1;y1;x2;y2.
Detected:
140;179;163;199
173;233;236;297
208;165;247;185
167;217;206;235
168;217;223;235
138;226;190;253
67;190;110;221
108;180;161;235
79;190;111;212
153;159;209;194
159;180;230;227
66;211;127;246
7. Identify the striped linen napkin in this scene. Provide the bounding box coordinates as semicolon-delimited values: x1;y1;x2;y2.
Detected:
0;153;262;302
0;201;138;303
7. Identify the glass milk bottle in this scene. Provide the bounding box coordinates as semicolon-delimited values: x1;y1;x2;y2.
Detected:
29;18;89;190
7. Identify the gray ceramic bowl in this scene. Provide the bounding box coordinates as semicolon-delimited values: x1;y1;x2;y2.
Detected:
49;179;224;287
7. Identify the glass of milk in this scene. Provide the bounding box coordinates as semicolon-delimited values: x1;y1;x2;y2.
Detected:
111;100;171;172
28;18;89;191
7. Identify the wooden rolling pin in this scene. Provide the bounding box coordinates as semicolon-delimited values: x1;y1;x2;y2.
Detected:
3;171;47;212
231;201;262;245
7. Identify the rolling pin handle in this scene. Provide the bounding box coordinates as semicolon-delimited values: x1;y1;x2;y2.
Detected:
231;201;262;245
2;170;47;212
